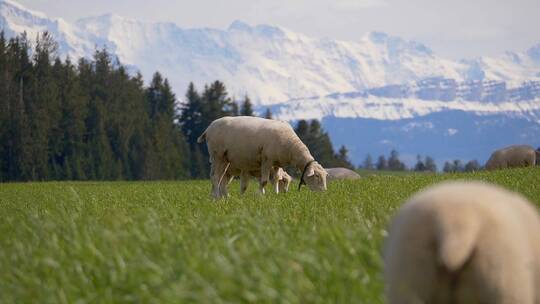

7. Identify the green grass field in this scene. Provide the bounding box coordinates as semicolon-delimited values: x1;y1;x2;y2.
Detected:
1;167;539;303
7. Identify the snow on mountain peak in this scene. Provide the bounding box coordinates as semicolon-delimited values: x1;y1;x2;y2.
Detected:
0;0;46;19
527;43;540;62
228;20;251;31
363;31;433;56
228;20;301;42
1;0;540;107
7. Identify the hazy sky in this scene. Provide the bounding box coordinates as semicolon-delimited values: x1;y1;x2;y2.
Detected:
17;0;540;59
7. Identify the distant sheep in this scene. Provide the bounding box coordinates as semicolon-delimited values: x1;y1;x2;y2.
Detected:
198;116;327;198
485;144;537;170
384;181;540;304
325;167;361;181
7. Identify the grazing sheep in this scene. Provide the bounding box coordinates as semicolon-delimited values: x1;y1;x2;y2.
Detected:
198;116;327;198
485;144;537;170
272;167;292;193
384;181;540;304
325;167;361;181
220;166;292;196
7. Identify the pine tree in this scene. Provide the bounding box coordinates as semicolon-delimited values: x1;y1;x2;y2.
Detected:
26;32;60;180
452;159;464;172
179;82;209;178
8;34;33;181
52;57;88;180
300;120;335;167
335;145;354;169
295;120;309;139
376;155;387;170
180;83;203;147
85;48;115;179
464;160;480;172
143;73;189;179
240;95;254;116
388;150;406;171
264;108;273;119
414;155;426;172
0;31;8;181
230;101;239;116
180;80;238;178
443;161;452;173
362;154;374;170
201;80;235;125
424;156;437;172
294;119;352;168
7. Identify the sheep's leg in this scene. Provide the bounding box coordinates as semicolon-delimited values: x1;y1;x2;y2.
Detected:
278;180;286;193
211;160;228;199
219;172;233;197
240;172;250;194
210;163;219;198
271;168;280;194
257;174;266;195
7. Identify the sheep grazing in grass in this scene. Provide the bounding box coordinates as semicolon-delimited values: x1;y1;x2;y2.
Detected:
325;167;361;181
198;116;327;198
219;166;292;196
384;181;540;304
268;167;292;193
485;144;537;170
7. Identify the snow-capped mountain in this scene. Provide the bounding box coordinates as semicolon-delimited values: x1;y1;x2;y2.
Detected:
2;0;540;106
1;0;540;166
0;0;101;59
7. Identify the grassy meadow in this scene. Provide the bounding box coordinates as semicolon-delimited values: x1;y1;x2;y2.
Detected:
1;167;540;303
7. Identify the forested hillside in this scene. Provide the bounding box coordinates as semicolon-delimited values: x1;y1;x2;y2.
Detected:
0;32;352;181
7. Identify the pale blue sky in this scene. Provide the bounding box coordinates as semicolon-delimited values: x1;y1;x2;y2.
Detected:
17;0;540;59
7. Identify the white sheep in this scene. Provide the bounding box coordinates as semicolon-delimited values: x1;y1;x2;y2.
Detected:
198;116;327;198
219;166;292;196
247;167;291;194
485;144;537;170
275;167;292;193
384;181;540;304
325;167;361;181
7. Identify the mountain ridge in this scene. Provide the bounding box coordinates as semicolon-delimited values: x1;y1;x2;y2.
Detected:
2;0;539;106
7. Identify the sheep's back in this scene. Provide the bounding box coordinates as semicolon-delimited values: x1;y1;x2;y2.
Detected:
205;116;296;169
385;182;540;303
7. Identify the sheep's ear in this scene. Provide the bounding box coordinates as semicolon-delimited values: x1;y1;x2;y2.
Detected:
306;167;315;177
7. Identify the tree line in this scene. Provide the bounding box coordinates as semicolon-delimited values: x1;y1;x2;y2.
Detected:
0;32;353;182
361;150;422;172
360;151;481;173
179;85;354;178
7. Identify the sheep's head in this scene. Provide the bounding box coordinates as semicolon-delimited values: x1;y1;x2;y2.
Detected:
303;162;328;191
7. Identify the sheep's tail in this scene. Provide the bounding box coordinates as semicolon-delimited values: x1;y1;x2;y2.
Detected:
437;215;480;272
197;131;207;143
217;162;231;190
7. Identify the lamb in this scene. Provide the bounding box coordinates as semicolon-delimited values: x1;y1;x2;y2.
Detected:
219;166;292;196
384;181;540;304
267;167;292;193
197;116;327;198
485;144;537;170
325;167;361;181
